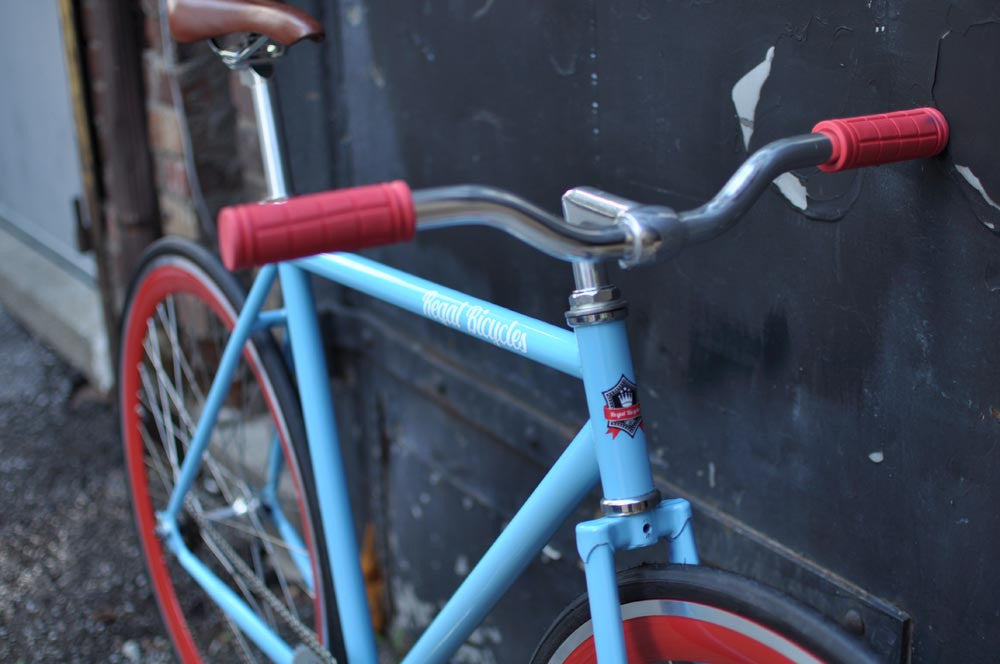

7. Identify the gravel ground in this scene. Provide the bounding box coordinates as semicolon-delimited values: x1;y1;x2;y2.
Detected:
0;305;174;663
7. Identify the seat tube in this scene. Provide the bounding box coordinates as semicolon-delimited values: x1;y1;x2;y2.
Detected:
280;263;378;663
568;263;659;511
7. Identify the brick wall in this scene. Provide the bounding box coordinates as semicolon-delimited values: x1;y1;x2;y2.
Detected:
137;0;262;242
77;0;160;328
74;0;271;347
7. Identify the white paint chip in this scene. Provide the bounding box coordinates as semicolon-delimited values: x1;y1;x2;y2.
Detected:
541;544;562;561
956;165;1000;212
731;46;775;149
731;46;809;210
774;173;809;210
868;451;884;464
391;580;436;630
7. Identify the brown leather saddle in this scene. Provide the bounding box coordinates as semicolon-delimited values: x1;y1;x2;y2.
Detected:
168;0;324;46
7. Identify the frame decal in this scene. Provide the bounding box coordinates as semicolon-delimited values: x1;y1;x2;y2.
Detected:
601;375;643;439
422;290;529;353
295;254;581;376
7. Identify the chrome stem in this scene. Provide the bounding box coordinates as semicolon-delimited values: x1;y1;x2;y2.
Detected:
572;262;610;291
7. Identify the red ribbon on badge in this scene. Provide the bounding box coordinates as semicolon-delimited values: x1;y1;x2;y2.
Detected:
604;405;641;421
604;405;642;438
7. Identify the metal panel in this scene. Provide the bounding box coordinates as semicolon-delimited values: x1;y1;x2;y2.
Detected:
0;2;91;278
280;1;1000;660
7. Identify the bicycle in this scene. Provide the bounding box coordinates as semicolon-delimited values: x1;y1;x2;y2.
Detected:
118;1;950;662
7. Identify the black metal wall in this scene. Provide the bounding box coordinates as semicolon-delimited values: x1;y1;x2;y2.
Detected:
275;1;1000;661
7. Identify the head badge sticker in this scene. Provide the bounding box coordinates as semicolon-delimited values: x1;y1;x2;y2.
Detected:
601;375;643;439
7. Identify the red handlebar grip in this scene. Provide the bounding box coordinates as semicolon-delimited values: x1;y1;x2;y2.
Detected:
812;107;948;172
218;180;415;270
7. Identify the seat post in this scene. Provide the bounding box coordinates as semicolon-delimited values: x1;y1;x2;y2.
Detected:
247;69;290;200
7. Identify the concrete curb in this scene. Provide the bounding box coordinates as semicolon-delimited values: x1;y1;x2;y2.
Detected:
0;223;112;394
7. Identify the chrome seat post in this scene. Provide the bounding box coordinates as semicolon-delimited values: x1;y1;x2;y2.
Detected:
207;34;291;200
247;70;290;200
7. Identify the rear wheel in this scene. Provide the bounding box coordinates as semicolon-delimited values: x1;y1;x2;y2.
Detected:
532;564;880;664
118;238;343;663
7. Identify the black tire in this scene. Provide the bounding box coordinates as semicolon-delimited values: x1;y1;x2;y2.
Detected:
118;238;344;663
531;564;880;664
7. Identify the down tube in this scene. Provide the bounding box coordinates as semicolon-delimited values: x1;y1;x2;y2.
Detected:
402;425;600;664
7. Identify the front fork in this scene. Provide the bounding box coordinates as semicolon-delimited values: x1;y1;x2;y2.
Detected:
568;262;698;664
576;500;698;664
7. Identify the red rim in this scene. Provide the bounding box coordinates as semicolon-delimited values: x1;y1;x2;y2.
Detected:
561;603;822;664
121;260;325;661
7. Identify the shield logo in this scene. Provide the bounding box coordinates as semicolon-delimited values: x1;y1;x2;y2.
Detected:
601;375;643;439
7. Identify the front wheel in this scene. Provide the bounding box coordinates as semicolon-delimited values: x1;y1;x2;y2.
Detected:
532;564;879;664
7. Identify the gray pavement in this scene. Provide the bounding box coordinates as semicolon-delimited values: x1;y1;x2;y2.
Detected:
0;304;173;662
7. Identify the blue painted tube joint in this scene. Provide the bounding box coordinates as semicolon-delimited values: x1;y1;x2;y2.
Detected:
575;497;699;661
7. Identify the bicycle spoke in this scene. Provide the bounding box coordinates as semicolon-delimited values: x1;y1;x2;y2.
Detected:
250;541;278;627
161;299;185;415
246;498;302;615
159;296;208;405
219;610;261;664
139;371;242;519
200;511;308;560
146;320;179;472
140;422;174;495
142;321;254;514
139;364;179;478
143;332;200;437
199;520;269;620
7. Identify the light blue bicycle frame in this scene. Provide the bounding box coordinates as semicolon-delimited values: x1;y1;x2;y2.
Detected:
157;250;698;664
155;71;699;664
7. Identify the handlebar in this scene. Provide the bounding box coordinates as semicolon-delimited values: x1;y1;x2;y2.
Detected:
218;107;948;271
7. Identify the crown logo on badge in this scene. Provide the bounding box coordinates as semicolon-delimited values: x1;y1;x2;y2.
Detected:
618;387;634;407
600;375;643;439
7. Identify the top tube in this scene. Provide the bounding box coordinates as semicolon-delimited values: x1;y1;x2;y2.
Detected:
294;252;583;378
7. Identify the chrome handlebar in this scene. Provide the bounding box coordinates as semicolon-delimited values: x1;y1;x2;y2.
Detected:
413;186;629;263
412;133;833;268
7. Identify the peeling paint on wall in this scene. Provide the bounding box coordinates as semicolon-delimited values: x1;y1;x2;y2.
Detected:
933;17;1000;234
453;625;504;663
391;578;437;631
731;45;809;212
773;173;808;211
956;165;1000;230
731;46;774;149
454;644;498;664
956;166;1000;213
